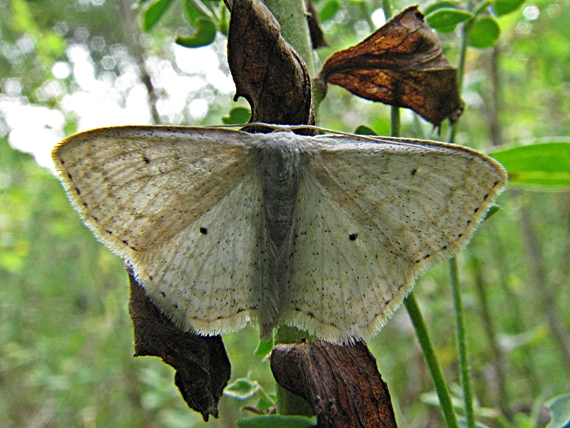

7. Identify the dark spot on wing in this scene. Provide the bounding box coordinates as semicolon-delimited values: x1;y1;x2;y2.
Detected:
67;172;73;180
200;227;208;235
75;187;81;195
143;155;150;164
349;233;358;241
410;169;417;176
122;239;137;251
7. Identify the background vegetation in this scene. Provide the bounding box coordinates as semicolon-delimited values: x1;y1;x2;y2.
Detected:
1;0;569;427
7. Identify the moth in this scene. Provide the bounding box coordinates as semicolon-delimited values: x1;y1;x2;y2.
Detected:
52;125;507;343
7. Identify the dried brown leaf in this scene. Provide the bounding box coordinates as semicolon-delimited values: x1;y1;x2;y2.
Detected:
318;5;464;127
307;0;327;49
227;0;313;126
271;340;397;428
127;265;231;421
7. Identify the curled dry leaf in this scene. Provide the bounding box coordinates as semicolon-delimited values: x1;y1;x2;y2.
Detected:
271;340;397;428
127;264;231;421
227;0;313;126
318;5;464;127
307;0;328;49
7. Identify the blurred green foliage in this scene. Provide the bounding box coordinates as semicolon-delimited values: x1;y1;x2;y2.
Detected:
1;0;570;427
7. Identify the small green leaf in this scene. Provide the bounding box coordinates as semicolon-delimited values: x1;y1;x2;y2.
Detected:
143;0;175;32
222;107;252;125
184;0;206;26
237;415;317;428
545;394;570;428
254;335;274;357
423;1;461;16
255;395;275;412
493;0;525;16
175;18;217;48
224;378;259;400
489;141;570;189
468;16;500;48
219;5;229;36
426;8;473;33
319;0;340;22
483;204;502;221
354;125;377;135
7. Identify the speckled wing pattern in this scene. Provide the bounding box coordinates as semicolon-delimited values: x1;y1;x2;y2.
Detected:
284;135;506;342
52;126;268;335
52;126;507;343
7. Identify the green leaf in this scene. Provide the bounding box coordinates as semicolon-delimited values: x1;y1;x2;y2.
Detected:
184;0;218;25
224;378;259;400
423;1;461;16
237;415;317;428
468;16;501;48
219;4;229;36
175;18;217;48
493;0;525;16
354;124;377;135
426;8;473;33
143;0;175;32
222;107;252;125
319;0;340;22
254;335;274;357
489;141;570;189
545;394;570;428
184;0;205;25
255;394;275;412
483;204;502;221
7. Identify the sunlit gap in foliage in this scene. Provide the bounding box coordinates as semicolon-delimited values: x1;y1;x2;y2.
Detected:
0;39;232;170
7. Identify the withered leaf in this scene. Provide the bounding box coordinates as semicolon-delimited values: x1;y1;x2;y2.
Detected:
307;0;328;49
227;0;313;126
318;5;464;127
271;340;397;428
127;264;231;422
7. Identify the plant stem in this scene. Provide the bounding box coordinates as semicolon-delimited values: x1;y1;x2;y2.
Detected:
264;0;314;75
471;252;512;420
489;220;541;397
520;200;570;377
266;0;316;416
382;0;393;19
446;4;477;426
449;257;476;427
448;5;472;144
390;106;400;137
404;295;460;428
274;326;315;416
